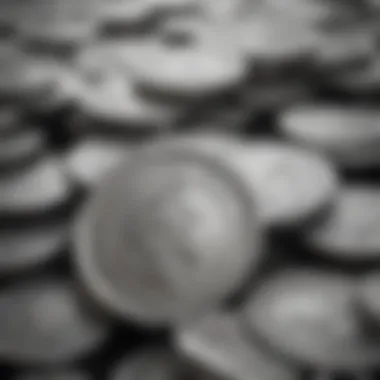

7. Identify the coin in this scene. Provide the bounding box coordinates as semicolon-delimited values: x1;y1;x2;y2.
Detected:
76;62;181;133
110;347;187;380
223;140;338;228
18;0;96;47
0;157;75;221
307;187;380;262
176;311;298;380
0;222;68;274
243;269;380;370
128;39;247;105
97;0;155;37
0;129;45;172
64;138;133;190
16;370;89;380
74;140;261;326
280;104;380;168
0;278;110;365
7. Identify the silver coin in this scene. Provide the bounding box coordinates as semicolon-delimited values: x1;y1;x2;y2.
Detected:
0;278;110;364
175;311;298;380
0;157;75;218
243;269;380;370
18;0;96;46
0;222;68;274
128;39;247;102
76;60;181;132
212;140;338;228
64;138;133;190
111;347;189;380
308;187;380;262
16;370;89;380
280;104;380;168
74;140;261;326
0;129;45;170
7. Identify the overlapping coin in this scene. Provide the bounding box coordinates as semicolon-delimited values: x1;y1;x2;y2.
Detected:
243;269;380;370
175;311;299;380
0;278;110;365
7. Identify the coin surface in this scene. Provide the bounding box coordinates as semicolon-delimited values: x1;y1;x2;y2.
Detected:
64;138;133;190
0;222;68;274
176;311;298;380
75;140;261;326
280;104;380;168
307;187;380;262
358;272;380;326
76;63;180;132
243;269;380;370
223;140;338;228
0;278;110;364
0;157;75;220
0;129;45;171
128;39;247;103
110;347;188;380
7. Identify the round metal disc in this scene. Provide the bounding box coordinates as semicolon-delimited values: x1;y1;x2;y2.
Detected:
64;138;133;190
76;63;180;131
0;278;110;365
0;129;45;172
0;157;75;220
223;140;338;228
308;187;380;262
175;311;298;380
110;347;187;380
243;269;380;370
74;140;261;326
280;104;380;168
0;222;68;274
129;39;247;102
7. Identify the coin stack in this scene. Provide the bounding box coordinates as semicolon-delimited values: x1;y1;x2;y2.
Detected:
2;0;380;380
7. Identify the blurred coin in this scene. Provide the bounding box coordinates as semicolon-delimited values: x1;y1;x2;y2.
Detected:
75;139;261;326
17;370;90;380
146;0;200;17
97;0;155;37
313;28;375;73
76;63;181;133
64;138;133;190
213;140;338;228
243;269;380;370
307;187;380;262
280;105;380;168
0;129;45;172
0;222;68;274
128;39;247;104
176;311;298;380
18;0;96;48
0;157;75;220
332;54;380;94
110;347;188;380
0;278;110;365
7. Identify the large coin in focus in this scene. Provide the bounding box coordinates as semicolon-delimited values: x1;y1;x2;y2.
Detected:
0;278;110;365
74;139;262;326
243;269;380;370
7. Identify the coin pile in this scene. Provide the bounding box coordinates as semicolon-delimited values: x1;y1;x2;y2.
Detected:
1;0;380;379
